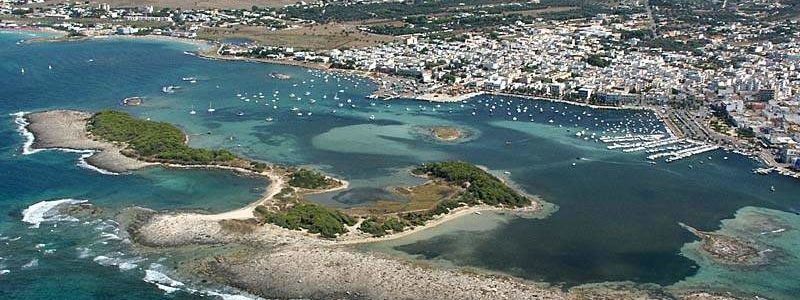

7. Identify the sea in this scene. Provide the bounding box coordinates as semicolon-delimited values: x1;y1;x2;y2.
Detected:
1;30;799;299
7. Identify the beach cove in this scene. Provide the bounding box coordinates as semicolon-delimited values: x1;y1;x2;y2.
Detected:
2;30;800;299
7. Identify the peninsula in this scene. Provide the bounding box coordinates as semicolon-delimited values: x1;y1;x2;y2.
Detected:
20;110;577;298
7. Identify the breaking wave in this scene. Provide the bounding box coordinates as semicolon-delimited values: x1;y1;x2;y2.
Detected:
11;111;41;155
144;264;263;299
21;199;88;228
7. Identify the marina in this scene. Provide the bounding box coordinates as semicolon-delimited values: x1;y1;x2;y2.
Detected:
2;31;800;300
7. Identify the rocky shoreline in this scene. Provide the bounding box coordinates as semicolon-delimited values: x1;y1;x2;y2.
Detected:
21;110;757;300
23;110;155;173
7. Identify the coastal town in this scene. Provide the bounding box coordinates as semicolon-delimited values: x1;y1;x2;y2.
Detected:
5;1;800;300
5;0;799;177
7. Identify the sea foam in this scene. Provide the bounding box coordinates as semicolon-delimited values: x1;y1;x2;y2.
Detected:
11;111;42;155
21;258;38;270
144;267;185;294
21;199;88;228
94;254;145;271
143;264;262;299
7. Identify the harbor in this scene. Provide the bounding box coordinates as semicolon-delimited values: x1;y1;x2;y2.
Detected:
600;133;721;163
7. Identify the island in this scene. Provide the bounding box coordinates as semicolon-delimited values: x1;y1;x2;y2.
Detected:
427;126;465;142
680;223;766;266
22;109;563;299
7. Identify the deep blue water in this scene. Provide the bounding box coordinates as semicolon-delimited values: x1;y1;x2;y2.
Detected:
1;31;799;299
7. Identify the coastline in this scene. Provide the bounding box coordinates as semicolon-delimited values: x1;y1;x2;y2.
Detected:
336;204;540;245
17;110;155;174
18;109;548;246
17;110;575;299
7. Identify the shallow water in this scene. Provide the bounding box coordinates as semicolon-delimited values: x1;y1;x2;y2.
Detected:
2;30;800;299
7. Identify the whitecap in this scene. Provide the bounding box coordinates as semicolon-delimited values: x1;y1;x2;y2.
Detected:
21;258;38;270
93;254;145;271
99;232;122;241
21;199;88;228
76;247;92;259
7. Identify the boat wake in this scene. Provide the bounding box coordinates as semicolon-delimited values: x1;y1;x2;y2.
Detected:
21;198;88;228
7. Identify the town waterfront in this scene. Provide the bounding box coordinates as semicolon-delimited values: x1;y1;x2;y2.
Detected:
2;31;800;299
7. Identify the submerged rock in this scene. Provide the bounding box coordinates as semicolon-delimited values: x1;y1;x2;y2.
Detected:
679;223;764;266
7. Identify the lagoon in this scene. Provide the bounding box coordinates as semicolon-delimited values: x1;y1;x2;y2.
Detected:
1;31;799;299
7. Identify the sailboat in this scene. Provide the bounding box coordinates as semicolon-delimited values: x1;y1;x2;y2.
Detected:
20;67;25;74
189;105;197;115
207;102;216;113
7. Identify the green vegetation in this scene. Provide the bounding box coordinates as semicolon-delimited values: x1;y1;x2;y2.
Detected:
358;216;409;237
620;29;651;40
416;161;531;207
737;127;756;139
288;169;334;189
259;203;356;238
643;38;708;52
585;54;611;68
88;111;237;164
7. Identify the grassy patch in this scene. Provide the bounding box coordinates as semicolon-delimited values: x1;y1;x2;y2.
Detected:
416;161;531;208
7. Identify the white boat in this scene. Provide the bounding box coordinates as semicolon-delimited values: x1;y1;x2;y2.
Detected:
237;112;245;116
20;67;25;74
189;105;196;115
207;103;216;113
265;117;274;122
369;115;375;120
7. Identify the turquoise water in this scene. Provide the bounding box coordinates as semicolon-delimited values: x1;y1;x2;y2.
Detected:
1;30;799;299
